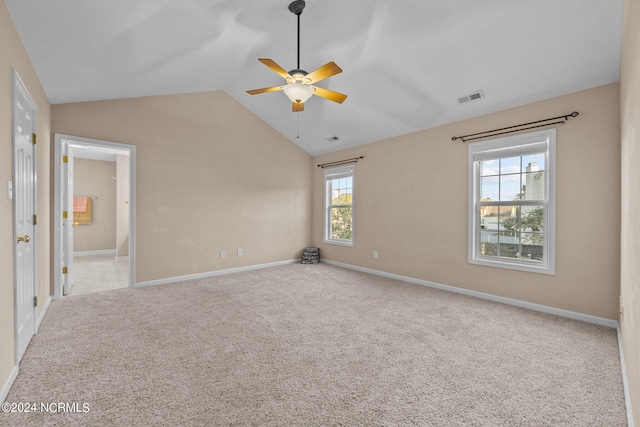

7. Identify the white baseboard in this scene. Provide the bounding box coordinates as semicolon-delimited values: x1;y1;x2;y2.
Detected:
74;249;116;257
134;259;300;288
617;325;635;427
36;295;52;333
115;256;129;262
321;259;618;329
1;365;18;403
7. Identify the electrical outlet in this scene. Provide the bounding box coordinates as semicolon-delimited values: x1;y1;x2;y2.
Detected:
220;250;226;259
373;251;378;259
237;249;243;257
620;295;624;321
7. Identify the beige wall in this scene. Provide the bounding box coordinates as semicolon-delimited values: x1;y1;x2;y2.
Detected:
52;91;313;283
620;0;639;423
72;158;117;252
313;83;621;320
0;0;51;397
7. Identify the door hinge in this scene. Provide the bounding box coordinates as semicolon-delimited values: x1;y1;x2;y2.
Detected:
62;155;68;163
62;211;68;219
34;296;37;307
33;214;37;225
62;266;68;274
32;133;37;144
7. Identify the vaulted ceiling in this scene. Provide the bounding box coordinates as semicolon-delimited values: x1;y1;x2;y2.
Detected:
6;0;624;155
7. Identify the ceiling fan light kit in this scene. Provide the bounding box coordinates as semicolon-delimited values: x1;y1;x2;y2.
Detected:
246;0;347;112
283;83;314;104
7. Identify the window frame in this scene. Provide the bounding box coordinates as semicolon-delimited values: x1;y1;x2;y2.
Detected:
468;129;556;275
324;165;354;247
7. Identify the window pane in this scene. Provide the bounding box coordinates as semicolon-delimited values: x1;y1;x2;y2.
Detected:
500;157;521;175
481;176;499;201
329;178;353;205
521;232;544;261
498;232;519;259
521;206;544;232
480;206;499;231
480;231;497;256
521;153;545;172
330;207;352;240
522;168;545;201
331;186;341;204
499;206;517;234
481;159;499;177
500;174;522;201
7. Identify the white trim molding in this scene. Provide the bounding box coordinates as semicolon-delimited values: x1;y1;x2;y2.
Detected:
1;365;19;403
617;325;635;427
74;249;116;257
135;259;300;288
321;259;617;328
35;295;52;333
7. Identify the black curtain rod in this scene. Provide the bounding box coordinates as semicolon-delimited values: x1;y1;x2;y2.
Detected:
317;156;364;168
452;111;579;142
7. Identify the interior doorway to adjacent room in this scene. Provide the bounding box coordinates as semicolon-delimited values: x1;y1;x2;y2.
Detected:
53;134;136;299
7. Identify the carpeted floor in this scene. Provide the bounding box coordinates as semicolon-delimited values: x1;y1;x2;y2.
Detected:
3;263;627;426
67;254;129;296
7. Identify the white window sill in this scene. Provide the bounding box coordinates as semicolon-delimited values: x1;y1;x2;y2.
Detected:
469;257;555;275
324;239;354;247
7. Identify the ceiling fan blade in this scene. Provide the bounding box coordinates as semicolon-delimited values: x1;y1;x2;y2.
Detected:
312;86;347;104
258;58;292;80
246;86;284;95
292;102;304;112
305;62;342;84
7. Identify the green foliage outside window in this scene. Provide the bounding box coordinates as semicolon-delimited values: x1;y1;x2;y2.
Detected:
330;193;352;241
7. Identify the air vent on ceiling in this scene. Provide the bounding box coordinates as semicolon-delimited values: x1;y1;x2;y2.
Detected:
458;90;485;105
326;135;340;142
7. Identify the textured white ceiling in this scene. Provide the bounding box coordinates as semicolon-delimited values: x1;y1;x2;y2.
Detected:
6;0;624;155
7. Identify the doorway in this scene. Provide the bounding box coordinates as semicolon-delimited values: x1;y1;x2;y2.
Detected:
53;134;136;299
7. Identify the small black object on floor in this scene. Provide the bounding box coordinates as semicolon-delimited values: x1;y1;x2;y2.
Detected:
301;247;319;264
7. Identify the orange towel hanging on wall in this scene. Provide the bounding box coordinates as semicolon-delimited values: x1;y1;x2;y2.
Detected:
73;197;92;225
73;196;88;213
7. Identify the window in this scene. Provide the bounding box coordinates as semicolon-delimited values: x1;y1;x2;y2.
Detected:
468;129;555;274
324;165;354;246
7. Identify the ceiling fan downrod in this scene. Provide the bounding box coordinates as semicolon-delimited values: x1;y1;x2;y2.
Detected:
288;0;305;72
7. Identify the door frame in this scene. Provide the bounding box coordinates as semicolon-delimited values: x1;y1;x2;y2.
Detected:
53;133;136;299
12;69;37;363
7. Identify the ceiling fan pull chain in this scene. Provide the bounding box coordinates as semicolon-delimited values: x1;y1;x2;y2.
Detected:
297;112;300;139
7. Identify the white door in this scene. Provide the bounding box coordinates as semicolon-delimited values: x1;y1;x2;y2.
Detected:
13;72;36;362
62;144;75;295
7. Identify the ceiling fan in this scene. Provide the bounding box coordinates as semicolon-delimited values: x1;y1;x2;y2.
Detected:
246;0;347;112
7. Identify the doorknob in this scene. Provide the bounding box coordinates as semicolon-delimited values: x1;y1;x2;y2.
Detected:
17;235;30;243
